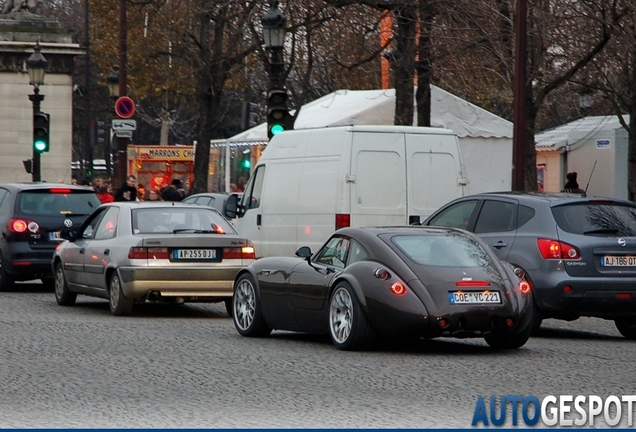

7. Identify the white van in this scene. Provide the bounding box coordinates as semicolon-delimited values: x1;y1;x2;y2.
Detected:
225;125;468;257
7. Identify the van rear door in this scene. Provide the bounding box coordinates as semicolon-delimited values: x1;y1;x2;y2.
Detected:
405;133;466;223
350;131;407;227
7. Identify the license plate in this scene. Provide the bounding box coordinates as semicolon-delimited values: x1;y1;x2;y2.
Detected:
49;231;62;241
601;255;636;267
449;291;501;304
172;249;217;260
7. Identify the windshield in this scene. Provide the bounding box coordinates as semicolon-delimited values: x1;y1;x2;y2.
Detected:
552;203;636;236
16;190;101;216
391;233;491;268
132;207;236;234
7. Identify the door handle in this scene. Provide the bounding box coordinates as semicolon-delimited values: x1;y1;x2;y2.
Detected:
256;214;261;226
104;249;110;255
493;241;507;249
79;249;84;254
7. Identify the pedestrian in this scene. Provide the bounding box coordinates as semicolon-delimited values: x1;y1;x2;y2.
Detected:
148;189;162;201
161;179;184;202
137;183;146;201
96;183;114;204
114;175;138;202
562;172;585;193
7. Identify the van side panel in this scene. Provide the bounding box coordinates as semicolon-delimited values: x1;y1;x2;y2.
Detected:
406;133;466;222
350;132;407;226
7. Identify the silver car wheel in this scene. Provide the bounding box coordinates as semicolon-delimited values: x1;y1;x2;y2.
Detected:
329;286;353;344
110;275;121;306
234;277;256;331
54;265;65;299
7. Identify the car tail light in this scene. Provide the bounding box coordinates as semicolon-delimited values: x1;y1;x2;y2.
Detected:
9;218;38;233
335;213;350;230
505;318;514;327
519;280;531;294
617;293;633;300
128;247;169;259
49;188;71;194
537;238;580;259
223;243;256;260
455;281;491;287
390;281;407;296
147;248;169;259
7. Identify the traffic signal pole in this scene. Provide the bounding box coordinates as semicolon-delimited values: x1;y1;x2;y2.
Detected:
28;87;44;182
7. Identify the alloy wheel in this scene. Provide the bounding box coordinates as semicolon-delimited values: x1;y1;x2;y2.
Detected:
234;278;256;331
329;287;353;344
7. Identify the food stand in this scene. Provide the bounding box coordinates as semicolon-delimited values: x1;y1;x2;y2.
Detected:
127;145;195;196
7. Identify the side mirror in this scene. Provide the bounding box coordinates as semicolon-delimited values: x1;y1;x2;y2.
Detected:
224;194;239;219
60;229;76;241
295;246;312;259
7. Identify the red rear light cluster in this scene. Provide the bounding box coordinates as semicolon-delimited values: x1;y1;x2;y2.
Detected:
537;238;580;259
455;280;491;287
390;281;407;296
335;214;350;230
223;243;256;260
128;247;170;259
50;188;71;194
9;218;39;234
518;280;531;294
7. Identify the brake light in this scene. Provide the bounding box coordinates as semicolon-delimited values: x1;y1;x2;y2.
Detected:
50;188;71;194
9;218;38;233
537;238;580;259
223;242;256;260
335;213;350;230
390;282;407;296
128;247;169;259
455;281;491;287
519;280;531;294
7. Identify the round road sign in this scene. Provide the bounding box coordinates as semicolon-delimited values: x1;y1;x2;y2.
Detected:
115;96;136;119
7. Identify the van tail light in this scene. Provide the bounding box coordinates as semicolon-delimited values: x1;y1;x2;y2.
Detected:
537;238;580;259
9;218;39;233
128;247;169;259
335;213;350;230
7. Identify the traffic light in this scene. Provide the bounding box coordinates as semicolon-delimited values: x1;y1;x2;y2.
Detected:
241;149;251;169
267;89;292;139
241;102;259;130
95;121;106;146
22;159;32;174
33;112;50;153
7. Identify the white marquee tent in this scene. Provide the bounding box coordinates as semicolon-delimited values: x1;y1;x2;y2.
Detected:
219;86;513;194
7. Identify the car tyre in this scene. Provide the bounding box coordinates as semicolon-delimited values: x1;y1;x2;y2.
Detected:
0;253;15;291
109;272;134;316
531;300;543;335
328;282;376;351
54;262;76;306
233;274;271;337
615;319;636;340
224;298;233;318
484;316;532;350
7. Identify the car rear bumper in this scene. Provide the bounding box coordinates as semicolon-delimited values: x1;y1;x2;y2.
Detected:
118;266;240;299
4;243;56;278
534;276;636;319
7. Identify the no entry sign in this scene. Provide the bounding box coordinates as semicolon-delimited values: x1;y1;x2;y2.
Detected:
114;96;136;119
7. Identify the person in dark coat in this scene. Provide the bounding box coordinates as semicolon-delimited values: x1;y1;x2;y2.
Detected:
161;179;183;202
562;172;585;193
114;175;138;202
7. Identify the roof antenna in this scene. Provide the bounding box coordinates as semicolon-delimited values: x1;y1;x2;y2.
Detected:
583;160;597;196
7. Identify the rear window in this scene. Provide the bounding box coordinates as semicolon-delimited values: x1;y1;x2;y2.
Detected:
552;203;636;236
391;234;490;268
132;207;236;234
17;190;101;216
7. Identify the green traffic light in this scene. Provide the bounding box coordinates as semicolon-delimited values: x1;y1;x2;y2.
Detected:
34;140;47;152
270;124;285;135
242;159;251;169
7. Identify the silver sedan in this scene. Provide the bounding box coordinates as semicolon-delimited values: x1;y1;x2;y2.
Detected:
52;201;255;316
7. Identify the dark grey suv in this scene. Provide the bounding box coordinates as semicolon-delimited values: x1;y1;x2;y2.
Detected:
423;191;636;339
0;183;101;290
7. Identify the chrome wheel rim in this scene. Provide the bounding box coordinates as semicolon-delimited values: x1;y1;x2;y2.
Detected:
54;266;65;299
110;275;121;308
234;278;256;331
329;287;353;344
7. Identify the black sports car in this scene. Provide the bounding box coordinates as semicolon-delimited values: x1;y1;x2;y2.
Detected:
231;226;534;350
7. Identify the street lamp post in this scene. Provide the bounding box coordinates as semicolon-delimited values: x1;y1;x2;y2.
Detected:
262;1;291;140
107;65;120;179
27;43;48;182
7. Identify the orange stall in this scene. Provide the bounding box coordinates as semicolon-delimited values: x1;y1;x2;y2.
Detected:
127;145;195;196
